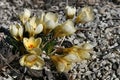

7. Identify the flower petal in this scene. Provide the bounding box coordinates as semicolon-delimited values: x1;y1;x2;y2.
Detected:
24;9;31;19
30;56;45;70
19;54;45;70
35;38;42;48
10;25;18;36
23;37;29;49
18;24;23;38
81;43;94;50
64;52;79;62
37;11;45;23
44;12;58;22
62;20;76;34
29;48;42;55
76;6;94;23
65;6;76;18
34;24;43;34
19;54;27;66
46;20;58;29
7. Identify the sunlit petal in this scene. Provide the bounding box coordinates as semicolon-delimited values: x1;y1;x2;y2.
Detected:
19;54;44;70
35;24;43;34
65;6;76;19
76;6;94;23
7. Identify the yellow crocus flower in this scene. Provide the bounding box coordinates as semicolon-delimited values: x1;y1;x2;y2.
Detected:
25;16;43;36
63;43;93;61
76;6;94;23
43;12;59;34
54;20;76;37
65;6;76;19
20;54;45;70
36;11;45;24
10;23;23;41
50;55;73;72
23;37;42;51
19;9;31;24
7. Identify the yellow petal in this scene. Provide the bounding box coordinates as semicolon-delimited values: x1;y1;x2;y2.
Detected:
29;16;37;28
29;48;42;55
81;43;94;50
76;6;94;23
10;25;18;36
25;22;35;36
62;20;76;34
30;56;45;70
57;61;66;72
78;49;91;59
23;37;29;49
62;24;76;34
23;37;42;50
19;54;27;66
35;38;42;48
19;9;31;24
19;54;44;70
46;20;57;29
64;52;80;62
24;9;31;19
54;20;76;37
37;11;45;24
18;24;23;39
65;6;76;19
44;12;58;23
50;55;72;72
34;24;43;34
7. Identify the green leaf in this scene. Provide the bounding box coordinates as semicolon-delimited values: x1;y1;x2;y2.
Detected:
43;40;57;55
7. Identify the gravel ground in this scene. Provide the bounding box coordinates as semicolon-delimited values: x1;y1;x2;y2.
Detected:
0;0;120;80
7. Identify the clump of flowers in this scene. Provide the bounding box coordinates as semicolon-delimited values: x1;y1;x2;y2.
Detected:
9;5;94;72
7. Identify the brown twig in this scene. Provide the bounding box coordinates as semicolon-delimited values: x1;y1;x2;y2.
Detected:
50;36;65;54
75;28;91;33
0;54;20;74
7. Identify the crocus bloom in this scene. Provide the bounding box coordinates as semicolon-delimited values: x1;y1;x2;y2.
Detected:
50;55;73;72
23;37;42;51
36;11;45;24
43;12;59;34
54;20;76;37
25;16;43;36
63;49;80;62
20;54;44;70
76;6;94;23
63;43;93;61
65;6;76;19
10;23;23;41
19;9;31;24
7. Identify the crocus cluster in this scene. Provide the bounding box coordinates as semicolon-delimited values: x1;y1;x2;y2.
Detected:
9;5;94;72
50;43;93;72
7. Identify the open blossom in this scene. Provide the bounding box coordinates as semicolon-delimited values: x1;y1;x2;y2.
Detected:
10;23;23;41
20;54;45;70
19;9;31;24
23;37;42;51
43;12;59;34
50;55;74;72
76;6;94;23
54;20;76;37
65;6;76;19
25;16;43;36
